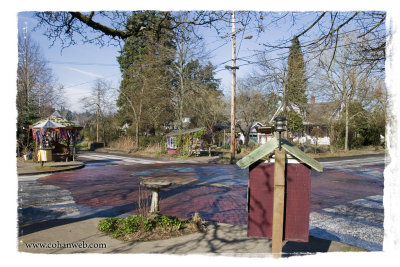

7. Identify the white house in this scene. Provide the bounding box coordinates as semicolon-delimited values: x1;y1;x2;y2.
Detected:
238;122;275;146
269;97;343;146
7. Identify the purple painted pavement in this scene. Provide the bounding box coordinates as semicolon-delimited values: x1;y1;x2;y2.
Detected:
37;162;383;226
38;163;249;225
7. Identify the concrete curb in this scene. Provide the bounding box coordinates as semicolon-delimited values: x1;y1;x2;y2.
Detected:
17;162;85;176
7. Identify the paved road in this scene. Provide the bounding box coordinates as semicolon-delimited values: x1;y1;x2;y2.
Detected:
18;151;385;251
309;154;386;251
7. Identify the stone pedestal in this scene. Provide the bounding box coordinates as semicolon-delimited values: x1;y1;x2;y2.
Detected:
140;180;172;214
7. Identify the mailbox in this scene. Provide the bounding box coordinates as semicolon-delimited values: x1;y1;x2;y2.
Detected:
237;135;322;243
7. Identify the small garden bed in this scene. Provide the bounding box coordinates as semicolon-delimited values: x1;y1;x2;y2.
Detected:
98;213;206;242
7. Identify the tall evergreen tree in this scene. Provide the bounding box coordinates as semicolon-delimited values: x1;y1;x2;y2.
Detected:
280;36;307;135
116;11;175;148
286;36;307;109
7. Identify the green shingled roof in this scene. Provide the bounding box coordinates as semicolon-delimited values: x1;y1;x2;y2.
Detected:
236;135;323;172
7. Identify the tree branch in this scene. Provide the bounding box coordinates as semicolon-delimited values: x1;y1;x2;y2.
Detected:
69;12;130;39
295;12;327;39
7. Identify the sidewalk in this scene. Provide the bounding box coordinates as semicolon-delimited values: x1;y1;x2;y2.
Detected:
17;158;85;176
18;217;363;255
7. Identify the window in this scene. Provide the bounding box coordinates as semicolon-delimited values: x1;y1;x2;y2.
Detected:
249;133;258;143
168;137;177;149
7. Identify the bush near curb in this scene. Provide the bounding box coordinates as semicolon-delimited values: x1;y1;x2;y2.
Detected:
98;213;206;242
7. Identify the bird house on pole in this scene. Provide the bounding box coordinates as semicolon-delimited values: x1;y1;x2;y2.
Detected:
237;134;323;256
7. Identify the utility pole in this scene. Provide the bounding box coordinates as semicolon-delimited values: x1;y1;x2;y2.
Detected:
230;11;237;164
222;12;252;163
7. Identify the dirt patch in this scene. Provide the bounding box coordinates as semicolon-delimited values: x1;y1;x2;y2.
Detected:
125;222;206;242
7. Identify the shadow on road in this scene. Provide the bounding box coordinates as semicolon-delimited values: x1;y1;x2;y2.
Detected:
282;236;332;256
18;202;139;237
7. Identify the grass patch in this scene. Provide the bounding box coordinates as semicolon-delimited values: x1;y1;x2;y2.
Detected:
35;166;70;171
98;213;206;242
342;247;366;252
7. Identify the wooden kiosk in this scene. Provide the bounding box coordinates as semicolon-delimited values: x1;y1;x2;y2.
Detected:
237;134;323;257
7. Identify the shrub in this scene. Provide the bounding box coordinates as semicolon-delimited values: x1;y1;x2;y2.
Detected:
247;140;257;149
98;214;196;240
98;218;118;233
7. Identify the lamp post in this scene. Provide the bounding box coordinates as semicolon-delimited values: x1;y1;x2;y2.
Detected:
274;117;287;150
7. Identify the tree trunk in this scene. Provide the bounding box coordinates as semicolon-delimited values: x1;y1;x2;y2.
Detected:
135;120;139;148
345;97;349;152
134;80;145;149
178;62;185;130
96;83;100;143
179;80;184;130
244;132;250;147
102;117;105;146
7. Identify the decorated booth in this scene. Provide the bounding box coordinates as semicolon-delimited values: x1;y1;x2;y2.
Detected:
30;112;82;164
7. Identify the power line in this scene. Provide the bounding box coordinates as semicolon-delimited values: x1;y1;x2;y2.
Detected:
62;73;121;90
48;60;119;67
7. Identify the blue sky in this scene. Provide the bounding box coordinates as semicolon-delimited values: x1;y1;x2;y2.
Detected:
18;12;122;112
16;11;296;112
13;3;398;114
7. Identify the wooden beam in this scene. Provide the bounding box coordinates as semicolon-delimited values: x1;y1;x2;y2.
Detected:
272;148;286;258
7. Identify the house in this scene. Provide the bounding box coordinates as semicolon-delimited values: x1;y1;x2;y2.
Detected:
238;122;275;146
270;97;342;146
294;98;341;145
166;127;207;155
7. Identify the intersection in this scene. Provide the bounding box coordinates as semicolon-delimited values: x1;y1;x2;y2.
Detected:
18;151;385;251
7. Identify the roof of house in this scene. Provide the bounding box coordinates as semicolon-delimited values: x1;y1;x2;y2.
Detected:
166;127;206;137
268;98;342;127
305;102;340;125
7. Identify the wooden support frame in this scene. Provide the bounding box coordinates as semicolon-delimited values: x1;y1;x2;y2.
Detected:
272;148;286;258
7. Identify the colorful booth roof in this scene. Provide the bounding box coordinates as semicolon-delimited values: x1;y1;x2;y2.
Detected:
30;112;82;145
32;119;66;129
31;112;81;129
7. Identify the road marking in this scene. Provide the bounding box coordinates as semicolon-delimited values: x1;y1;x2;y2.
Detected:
321;156;386;169
18;177;81;224
78;153;171;165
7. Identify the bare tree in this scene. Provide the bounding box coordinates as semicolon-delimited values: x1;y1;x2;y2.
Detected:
317;34;381;151
34;11;232;48
236;77;279;146
81;79;116;143
260;11;387;71
34;11;387;70
194;89;228;144
17;31;64;155
170;17;209;129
